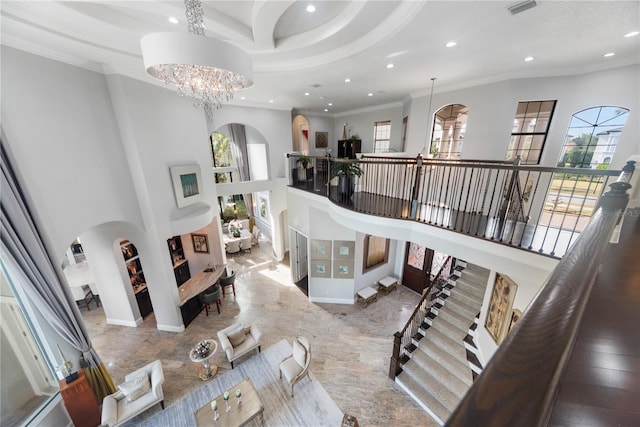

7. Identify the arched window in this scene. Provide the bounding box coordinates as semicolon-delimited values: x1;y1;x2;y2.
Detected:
557;106;629;169
430;104;468;159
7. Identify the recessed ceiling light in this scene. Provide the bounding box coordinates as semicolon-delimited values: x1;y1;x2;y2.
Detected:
324;108;328;112
328;103;333;106
446;41;457;48
524;56;534;62
344;78;351;83
240;96;245;100
168;16;179;24
306;4;316;13
269;99;274;103
304;92;310;96
368;93;373;97
624;31;639;37
603;52;615;57
386;63;394;69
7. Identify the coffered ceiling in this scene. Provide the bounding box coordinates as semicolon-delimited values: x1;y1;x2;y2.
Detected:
2;1;638;115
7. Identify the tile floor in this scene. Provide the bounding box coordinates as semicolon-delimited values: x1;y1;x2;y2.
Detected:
82;242;438;426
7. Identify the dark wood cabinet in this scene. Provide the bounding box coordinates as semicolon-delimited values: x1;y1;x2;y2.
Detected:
180;296;203;327
174;260;191;287
135;287;153;318
121;240;153;317
338;139;361;159
59;369;100;427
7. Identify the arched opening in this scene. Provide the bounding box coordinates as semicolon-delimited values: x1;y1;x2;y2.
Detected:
430;104;468;159
292;114;310;154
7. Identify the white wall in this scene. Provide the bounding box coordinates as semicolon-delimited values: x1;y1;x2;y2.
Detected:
406;65;640;167
334;103;405;154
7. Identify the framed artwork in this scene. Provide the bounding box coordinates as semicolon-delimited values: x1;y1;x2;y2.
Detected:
259;196;269;220
333;260;354;279
485;273;518;344
363;235;389;272
333;240;355;260
191;233;209;253
310;239;331;260
170;164;203;208
310;260;331;278
508;309;523;336
316;131;328;148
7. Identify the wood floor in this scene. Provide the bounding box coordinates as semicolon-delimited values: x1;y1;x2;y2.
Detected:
549;208;640;426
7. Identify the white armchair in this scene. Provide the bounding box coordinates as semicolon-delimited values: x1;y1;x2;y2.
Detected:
101;360;165;427
217;323;262;369
279;336;311;397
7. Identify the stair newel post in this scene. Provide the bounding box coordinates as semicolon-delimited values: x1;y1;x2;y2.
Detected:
410;155;423;219
389;331;403;379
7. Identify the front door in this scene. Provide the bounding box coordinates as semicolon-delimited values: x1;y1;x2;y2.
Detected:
402;242;434;294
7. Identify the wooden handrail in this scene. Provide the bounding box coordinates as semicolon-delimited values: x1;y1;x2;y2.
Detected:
389;256;452;379
446;164;634;426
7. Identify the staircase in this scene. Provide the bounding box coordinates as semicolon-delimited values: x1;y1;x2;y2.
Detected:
396;261;490;425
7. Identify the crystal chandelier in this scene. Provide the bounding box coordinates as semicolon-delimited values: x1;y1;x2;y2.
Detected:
140;0;253;120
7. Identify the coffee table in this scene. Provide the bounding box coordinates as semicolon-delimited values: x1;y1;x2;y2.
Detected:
189;339;218;381
194;378;264;426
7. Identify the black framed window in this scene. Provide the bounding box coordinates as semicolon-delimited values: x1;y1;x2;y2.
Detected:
506;100;556;164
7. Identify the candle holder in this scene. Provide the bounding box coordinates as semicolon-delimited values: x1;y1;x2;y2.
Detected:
210;400;219;421
236;389;242;405
223;391;230;412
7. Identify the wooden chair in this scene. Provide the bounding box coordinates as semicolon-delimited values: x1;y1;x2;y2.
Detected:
279;336;311;397
71;285;95;310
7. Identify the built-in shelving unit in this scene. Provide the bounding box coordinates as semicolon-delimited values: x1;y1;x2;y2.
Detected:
120;240;152;318
167;236;191;286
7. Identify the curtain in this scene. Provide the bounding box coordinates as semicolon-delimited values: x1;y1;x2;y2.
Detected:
228;123;254;214
0;133;116;401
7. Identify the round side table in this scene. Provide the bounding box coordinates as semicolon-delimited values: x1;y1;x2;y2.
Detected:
189;339;218;381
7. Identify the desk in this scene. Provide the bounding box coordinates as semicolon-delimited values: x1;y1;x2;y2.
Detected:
194;378;264;427
179;265;225;327
178;265;225;306
63;261;94;288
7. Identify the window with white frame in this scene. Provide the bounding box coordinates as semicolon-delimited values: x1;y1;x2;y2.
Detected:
373;120;391;153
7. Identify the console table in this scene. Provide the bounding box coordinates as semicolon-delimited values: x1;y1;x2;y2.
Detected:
59;369;100;427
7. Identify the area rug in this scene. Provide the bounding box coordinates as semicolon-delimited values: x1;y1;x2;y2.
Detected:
137;339;343;426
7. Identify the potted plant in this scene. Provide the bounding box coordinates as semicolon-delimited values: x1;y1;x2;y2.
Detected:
295;156;311;181
331;158;363;197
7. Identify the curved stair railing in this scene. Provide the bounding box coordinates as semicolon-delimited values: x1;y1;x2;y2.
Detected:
446;162;635;426
388;256;453;379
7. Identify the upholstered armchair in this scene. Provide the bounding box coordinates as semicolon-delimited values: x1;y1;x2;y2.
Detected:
279;336;311;397
217;323;262;369
101;360;165;427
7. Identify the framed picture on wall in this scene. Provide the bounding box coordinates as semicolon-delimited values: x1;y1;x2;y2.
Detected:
310;260;331;278
333;240;355;260
363;235;390;272
170;164;203;208
316;131;328;148
333;260;354;278
191;233;209;253
485;273;518;344
310;240;331;259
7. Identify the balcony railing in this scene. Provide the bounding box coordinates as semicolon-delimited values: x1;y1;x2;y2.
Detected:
287;154;630;258
446;163;635;426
